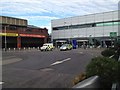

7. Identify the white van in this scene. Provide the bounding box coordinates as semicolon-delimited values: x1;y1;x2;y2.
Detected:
40;43;54;51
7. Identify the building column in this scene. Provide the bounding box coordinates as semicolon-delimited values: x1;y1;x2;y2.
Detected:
44;38;47;43
17;36;21;48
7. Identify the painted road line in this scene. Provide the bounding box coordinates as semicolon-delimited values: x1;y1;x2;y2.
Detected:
0;58;22;65
51;58;71;66
79;52;83;54
41;68;53;72
3;56;16;59
0;82;4;85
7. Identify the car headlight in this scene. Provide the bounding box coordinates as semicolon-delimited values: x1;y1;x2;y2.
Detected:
63;47;66;49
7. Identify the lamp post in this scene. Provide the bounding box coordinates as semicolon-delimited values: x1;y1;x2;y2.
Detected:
89;35;92;48
4;25;7;51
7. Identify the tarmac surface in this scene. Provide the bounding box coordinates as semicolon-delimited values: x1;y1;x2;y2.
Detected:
2;48;103;88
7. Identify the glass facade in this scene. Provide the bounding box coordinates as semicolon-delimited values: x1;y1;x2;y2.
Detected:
53;21;120;30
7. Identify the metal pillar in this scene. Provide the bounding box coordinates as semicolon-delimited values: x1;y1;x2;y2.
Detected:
5;26;7;51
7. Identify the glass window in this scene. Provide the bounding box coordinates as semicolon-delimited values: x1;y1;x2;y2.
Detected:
53;27;58;30
96;23;104;26
114;22;120;25
69;25;79;29
114;22;118;25
104;22;113;26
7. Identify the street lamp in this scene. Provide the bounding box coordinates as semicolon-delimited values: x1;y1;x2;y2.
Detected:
4;25;8;51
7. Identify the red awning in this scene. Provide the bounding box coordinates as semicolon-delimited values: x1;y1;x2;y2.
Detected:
19;34;45;38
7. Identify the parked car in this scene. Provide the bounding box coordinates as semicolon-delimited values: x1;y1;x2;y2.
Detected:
60;44;72;51
40;43;54;51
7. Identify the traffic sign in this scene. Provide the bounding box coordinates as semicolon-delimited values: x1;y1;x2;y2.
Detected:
110;32;117;37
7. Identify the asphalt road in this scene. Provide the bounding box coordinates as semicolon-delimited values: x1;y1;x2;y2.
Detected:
2;48;103;88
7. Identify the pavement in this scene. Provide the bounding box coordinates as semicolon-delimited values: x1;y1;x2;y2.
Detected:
2;48;104;88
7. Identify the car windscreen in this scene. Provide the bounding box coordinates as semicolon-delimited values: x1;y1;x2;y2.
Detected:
61;44;68;47
43;45;48;46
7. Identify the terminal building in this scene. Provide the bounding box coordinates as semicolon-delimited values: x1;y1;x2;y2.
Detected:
51;10;120;48
0;16;48;49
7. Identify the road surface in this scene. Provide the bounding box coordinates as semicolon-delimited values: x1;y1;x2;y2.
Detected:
2;48;103;88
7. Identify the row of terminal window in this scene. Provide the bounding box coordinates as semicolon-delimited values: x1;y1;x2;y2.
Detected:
53;21;120;30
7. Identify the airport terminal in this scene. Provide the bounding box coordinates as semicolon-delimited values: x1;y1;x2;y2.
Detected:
51;10;120;48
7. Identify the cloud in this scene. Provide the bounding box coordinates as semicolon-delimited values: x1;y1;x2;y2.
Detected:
1;0;119;33
17;16;59;21
1;0;119;16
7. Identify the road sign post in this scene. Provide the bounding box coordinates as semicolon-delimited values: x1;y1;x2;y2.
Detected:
110;32;117;47
110;32;117;38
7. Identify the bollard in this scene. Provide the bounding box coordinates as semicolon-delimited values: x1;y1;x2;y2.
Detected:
14;48;16;51
24;47;26;50
37;47;39;50
33;47;35;49
28;47;30;50
3;48;5;51
18;48;21;50
8;48;11;51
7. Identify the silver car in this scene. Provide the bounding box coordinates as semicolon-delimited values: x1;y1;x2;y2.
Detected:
60;44;72;51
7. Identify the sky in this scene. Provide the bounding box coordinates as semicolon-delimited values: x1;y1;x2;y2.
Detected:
1;0;120;34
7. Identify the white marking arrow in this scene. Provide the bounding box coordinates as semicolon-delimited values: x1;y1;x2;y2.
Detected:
51;58;71;66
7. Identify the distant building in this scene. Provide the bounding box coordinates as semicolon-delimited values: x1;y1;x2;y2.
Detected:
51;10;120;48
0;16;48;48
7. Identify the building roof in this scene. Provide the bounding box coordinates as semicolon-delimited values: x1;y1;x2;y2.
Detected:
27;25;48;30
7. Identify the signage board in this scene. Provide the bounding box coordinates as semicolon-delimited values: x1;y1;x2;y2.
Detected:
110;32;117;37
72;39;77;49
19;34;45;38
0;33;18;36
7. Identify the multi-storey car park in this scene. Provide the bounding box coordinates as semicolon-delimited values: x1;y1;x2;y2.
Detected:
51;10;120;48
0;16;48;49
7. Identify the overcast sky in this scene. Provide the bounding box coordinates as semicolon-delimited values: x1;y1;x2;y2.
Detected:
1;0;119;34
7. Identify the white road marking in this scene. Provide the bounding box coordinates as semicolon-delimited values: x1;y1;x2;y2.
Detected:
91;53;94;55
3;56;16;59
79;52;83;54
41;68;53;71
51;58;71;66
0;58;22;65
0;82;4;85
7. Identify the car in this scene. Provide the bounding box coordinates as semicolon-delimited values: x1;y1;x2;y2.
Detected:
60;44;72;51
40;43;54;51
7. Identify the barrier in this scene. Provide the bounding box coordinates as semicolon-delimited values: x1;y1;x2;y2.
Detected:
72;76;100;88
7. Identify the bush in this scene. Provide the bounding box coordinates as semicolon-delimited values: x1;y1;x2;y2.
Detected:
101;48;115;57
86;56;119;88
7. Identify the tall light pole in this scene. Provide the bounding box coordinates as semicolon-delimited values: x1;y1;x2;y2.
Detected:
4;25;7;51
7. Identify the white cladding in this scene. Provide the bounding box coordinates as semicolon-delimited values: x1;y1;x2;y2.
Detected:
52;11;119;40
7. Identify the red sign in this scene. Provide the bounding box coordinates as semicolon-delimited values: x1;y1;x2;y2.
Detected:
19;34;45;38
